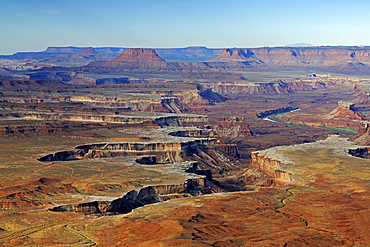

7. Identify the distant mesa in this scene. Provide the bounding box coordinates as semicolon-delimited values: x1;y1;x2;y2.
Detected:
69;47;112;62
44;46;81;54
80;48;170;73
207;48;252;62
206;48;263;65
74;47;101;56
110;48;166;63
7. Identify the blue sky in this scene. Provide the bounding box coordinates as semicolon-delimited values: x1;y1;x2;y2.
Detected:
1;0;370;54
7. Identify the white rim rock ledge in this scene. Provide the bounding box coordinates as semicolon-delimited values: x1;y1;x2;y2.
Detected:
250;135;367;185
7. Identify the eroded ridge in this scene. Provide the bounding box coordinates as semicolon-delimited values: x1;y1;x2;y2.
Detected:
38;138;216;164
51;174;223;215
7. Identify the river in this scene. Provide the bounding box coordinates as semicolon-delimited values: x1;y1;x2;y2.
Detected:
262;108;301;122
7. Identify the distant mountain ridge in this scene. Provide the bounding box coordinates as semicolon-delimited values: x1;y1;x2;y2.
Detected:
4;46;370;73
0;46;223;62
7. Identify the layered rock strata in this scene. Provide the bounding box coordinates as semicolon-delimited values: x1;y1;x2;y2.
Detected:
0;78;223;114
212;117;253;138
38;138;216;163
199;81;290;94
179;117;253;139
5;111;208;126
51;177;223;215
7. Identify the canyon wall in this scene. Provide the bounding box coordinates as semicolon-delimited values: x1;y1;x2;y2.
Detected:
250;151;293;185
212;117;253;138
38;138;216;163
51;177;222;215
199;81;289;94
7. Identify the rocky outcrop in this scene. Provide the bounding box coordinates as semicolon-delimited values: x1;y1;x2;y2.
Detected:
250;151;293;185
51;177;222;215
199;81;290;94
324;101;365;120
5;110;209;126
168;128;215;138
347;146;370;158
38;139;216;163
213;117;253;138
352;121;370;145
173;117;253;139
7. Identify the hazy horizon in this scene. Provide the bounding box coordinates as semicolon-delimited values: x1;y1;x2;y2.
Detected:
2;0;370;54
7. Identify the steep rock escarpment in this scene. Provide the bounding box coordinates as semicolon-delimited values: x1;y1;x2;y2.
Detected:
38;139;216;164
352;121;370;146
51;177;222;215
199;81;289;94
250;151;293;185
167;117;253;140
212;117;253;138
199;75;358;95
5;110;208;126
178;117;253;140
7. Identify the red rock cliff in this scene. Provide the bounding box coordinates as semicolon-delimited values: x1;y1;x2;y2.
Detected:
110;48;166;63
